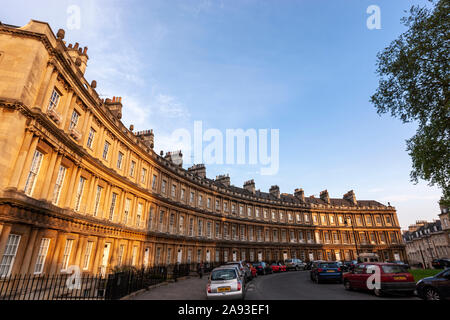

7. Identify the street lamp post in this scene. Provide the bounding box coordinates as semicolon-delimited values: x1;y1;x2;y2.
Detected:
344;216;359;260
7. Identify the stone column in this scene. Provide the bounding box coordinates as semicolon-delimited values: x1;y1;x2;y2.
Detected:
34;63;55;109
39;68;59;112
74;236;87;268
8;130;34;188
60;90;75;129
0;224;12;259
91;237;105;275
39;149;58;200
17;135;40;191
19;227;39;274
85;175;97;214
49;232;66;275
64;165;81;209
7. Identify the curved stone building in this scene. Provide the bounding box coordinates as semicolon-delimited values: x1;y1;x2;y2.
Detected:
0;20;406;276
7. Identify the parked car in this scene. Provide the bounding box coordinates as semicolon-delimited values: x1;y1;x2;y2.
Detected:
285;258;305;271
253;261;273;275
343;263;415;297
277;262;287;272
386;260;410;269
310;261;342;284
206;266;244;300
224;261;252;282
305;261;315;270
416;268;450;300
342;260;358;272
271;262;281;273
431;258;450;269
247;263;257;278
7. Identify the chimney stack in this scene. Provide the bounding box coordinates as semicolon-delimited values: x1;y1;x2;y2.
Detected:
188;164;206;178
135;130;154;149
269;185;280;199
343;190;357;206
216;174;230;187
243;179;256;194
294;188;305;202
104;96;123;120
164;150;183;167
320;190;330;204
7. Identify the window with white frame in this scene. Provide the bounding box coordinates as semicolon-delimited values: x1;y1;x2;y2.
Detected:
102;141;110;160
215;199;220;211
215;222;220;238
24;150;44;196
74;176;86;212
61;239;74;271
166;248;172;265
187;249;192;263
248;226;253;241
224;202;228;212
180;188;185;201
271;211;276;220
131;246;138;266
0;234;21;277
207;198;211;208
117;244;125;267
304;213;309;222
141;168;147;184
48;89;60;110
86;127;96;149
136;203;143;227
189;218;194;237
239;205;244;216
198;195;203;206
190;192;194;203
171;184;176;198
198;219;203;236
232;203;236;214
129;161;136;177
93;186;102;217
123;198;131;224
69;110;80;130
83;241;93;270
109;192;118;221
161;180;166;194
148;206;154;230
34;238;51;274
52;165;67;205
155;247;161;265
152;175;157;189
117;151;123;169
179;215;184;234
247;207;252;217
169;213;175;233
255;208;260;218
207;221;212;238
159;210;165;232
264;209;268;219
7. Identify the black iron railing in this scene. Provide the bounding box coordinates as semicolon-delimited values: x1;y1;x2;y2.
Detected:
0;263;192;300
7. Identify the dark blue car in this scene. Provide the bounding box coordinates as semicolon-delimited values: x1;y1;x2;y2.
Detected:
310;261;343;284
416;268;450;300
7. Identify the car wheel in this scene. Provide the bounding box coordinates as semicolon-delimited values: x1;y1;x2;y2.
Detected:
424;287;441;301
344;280;352;291
374;288;383;297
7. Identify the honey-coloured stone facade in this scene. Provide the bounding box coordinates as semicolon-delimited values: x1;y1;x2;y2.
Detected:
0;20;406;276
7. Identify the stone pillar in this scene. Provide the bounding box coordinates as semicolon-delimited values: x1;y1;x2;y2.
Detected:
74;236;87;268
8;130;34;188
39;149;58;200
19;227;39;274
92;237;105;275
0;224;13;259
64;165;81;208
16;135;40;191
60;90;75;129
85;175;97;214
49;232;66;275
34;63;55;109
38;68;59;112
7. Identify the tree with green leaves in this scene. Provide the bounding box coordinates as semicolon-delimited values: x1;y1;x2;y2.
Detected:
371;0;449;205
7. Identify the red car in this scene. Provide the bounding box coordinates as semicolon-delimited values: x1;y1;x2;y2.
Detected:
278;262;287;272
343;262;416;297
271;263;281;272
248;263;257;278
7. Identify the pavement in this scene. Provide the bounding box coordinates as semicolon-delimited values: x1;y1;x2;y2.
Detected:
130;270;419;300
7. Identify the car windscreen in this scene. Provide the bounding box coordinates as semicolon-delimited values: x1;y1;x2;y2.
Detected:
318;263;338;268
211;269;237;281
381;265;409;274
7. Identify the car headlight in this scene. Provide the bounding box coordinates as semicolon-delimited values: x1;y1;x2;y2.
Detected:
416;279;423;286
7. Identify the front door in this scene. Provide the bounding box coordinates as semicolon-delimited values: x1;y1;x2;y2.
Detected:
101;243;111;276
143;248;150;267
177;249;182;264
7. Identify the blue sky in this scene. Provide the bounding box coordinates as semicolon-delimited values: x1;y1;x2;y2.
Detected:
2;0;443;228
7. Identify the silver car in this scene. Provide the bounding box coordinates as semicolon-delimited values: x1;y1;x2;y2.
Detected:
206;267;245;300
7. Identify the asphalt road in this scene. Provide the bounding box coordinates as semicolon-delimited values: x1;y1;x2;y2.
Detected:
131;270;420;300
244;270;419;300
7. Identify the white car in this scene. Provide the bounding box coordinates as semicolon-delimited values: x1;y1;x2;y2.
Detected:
206;266;245;300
